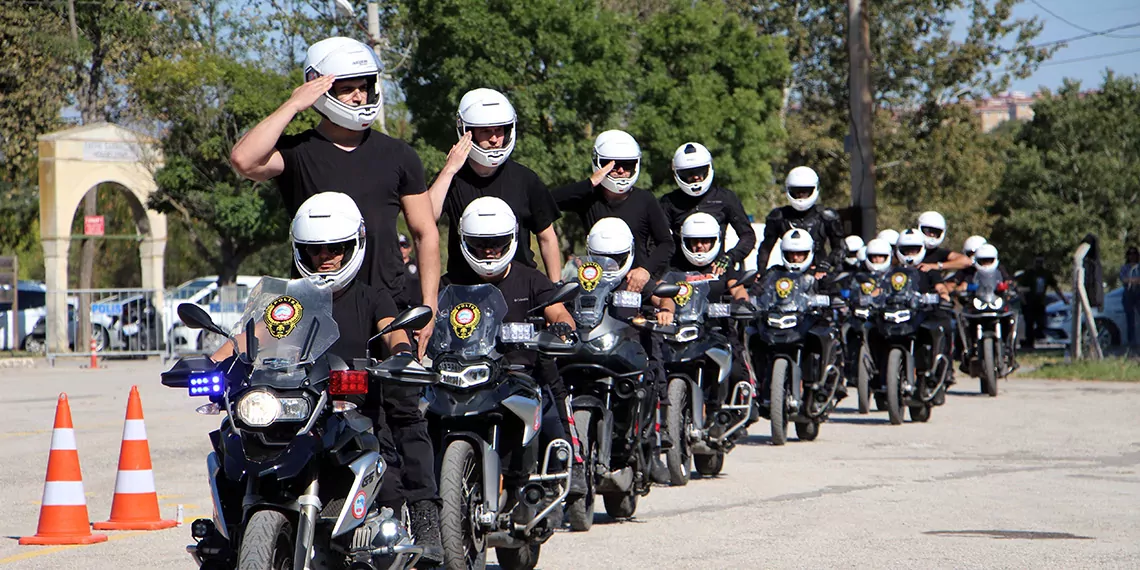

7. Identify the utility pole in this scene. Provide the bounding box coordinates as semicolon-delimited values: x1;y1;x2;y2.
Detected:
847;0;876;240
70;0;98;352
366;2;388;134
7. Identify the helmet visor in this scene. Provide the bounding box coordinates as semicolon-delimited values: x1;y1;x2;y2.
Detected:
976;256;997;268
920;225;944;239
785;250;810;264
329;76;379;106
898;245;923;257
788;185;815;200
683;236;717;254
597;251;630;270
298;240;356;272
464;235;514;261
676;165;710;183
610;159;639;176
868;253;889;265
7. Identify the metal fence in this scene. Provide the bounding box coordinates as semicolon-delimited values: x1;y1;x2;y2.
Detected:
43;288;165;364
164;284;252;360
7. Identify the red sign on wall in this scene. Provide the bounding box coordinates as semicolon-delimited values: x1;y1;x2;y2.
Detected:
84;215;105;236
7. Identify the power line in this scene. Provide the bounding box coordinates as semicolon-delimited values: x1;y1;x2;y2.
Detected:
1028;0;1140;39
1032;21;1140;48
1037;46;1140;67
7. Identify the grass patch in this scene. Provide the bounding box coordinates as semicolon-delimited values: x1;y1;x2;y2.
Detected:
0;350;40;359
1020;355;1140;382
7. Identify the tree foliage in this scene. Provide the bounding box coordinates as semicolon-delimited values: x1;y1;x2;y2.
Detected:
991;74;1140;278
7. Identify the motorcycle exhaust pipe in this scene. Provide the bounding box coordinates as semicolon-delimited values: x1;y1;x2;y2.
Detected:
519;483;546;508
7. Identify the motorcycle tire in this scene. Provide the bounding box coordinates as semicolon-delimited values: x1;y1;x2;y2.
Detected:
665;378;692;486
497;544;540;570
602;493;638;520
886;349;905;426
567;410;596;532
769;359;790;446
795;421;819;441
909;404;931;423
694;453;724;477
982;338;998;397
857;344;872;415
237;510;294;570
440;439;486;570
874;393;888;412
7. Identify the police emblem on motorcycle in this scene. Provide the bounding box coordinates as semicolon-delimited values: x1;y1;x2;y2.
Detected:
450;303;481;339
860;281;875;295
351;490;367;519
674;282;693;307
578;262;603;292
775;277;794;299
891;272;908;291
264;295;303;339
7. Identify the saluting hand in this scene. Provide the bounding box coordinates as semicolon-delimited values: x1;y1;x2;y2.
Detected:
590;161;615;187
444;132;473;175
286;74;336;114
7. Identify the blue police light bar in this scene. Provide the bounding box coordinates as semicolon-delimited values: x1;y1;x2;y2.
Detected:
188;373;225;396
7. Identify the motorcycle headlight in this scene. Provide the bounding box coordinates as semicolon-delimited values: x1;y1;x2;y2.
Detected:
854;308;870;318
990;297;1004;309
674;325;700;342
884;309;911;323
234;390;310;427
439;363;492;388
767;314;798;329
588;332;619;352
973;297;986;311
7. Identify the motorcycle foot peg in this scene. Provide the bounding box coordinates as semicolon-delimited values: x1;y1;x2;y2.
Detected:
519;483;545;508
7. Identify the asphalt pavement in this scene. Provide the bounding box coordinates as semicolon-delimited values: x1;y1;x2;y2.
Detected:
1;359;1137;569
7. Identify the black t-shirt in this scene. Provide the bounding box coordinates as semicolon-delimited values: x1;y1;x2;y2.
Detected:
1016;267;1057;303
666;258;741;302
553;181;675;277
442;160;560;277
275;129;426;297
442;264;556;324
329;281;399;362
924;247;952;265
758;205;844;271
659;186;757;265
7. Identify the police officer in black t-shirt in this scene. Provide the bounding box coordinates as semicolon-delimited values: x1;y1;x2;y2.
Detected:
659;142;756;276
427;88;563;281
896;229;955;404
228;38;444;564
915;211;972;274
758;166;844;274
440;197;578;503
553;130;675;291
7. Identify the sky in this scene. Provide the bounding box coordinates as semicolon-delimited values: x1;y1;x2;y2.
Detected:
1005;0;1140;94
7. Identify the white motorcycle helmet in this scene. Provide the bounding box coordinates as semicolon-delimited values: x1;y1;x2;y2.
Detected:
679;212;722;267
963;235;987;258
843;235;865;266
592;130;641;194
895;229;927;267
456;88;516;168
917;210;947;249
877;228;900;247
672;142;714;197
864;238;893;272
291;192;367;292
586;217;635;281
857;246;867;264
459;196;517;278
303;37;382;131
779;228;815;273
974;243;1000;270
784;166;819;212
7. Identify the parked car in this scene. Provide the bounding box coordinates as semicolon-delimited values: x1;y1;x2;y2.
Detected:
1044;287;1125;349
15;285;118;354
166;275;261;353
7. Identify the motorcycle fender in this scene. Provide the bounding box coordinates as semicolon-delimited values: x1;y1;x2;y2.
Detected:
571;394;605;413
443;432;500;514
331;451;382;538
206;452;229;540
502;393;542;446
690;380;706;430
706;346;732;389
597;409;615;470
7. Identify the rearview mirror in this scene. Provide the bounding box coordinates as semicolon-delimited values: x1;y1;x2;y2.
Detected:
652;283;681;298
379;305;434;337
732;270;758;289
529;282;581;315
177;303;228;338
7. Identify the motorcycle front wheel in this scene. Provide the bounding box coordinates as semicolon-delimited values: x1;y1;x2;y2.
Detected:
566;410;596;532
665;378;692;486
886;349;905;425
439;439;486;570
857;343;872;414
237;510;294;570
982;337;998;397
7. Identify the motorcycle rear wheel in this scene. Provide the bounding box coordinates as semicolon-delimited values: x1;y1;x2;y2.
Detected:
237;510;294;570
602;492;638;520
886;349;905;425
665;378;692;486
982;338;998;397
497;544;540;570
694;452;724;477
769;359;790;445
566;410;596;532
795;420;819;441
909;404;931;422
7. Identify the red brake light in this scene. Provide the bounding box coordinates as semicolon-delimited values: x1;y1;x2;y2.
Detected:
330;370;369;395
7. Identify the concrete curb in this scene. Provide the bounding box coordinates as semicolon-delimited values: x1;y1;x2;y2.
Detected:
0;357;37;369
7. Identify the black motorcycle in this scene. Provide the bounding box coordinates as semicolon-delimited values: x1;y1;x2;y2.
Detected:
659;270;755;483
837;276;880;414
867;268;950;424
425;283;577;570
956;269;1018;397
751;270;843;445
556;256;675;529
161;276;433;570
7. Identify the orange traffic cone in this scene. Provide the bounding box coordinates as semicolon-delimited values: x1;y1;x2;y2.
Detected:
20;394;108;545
94;386;176;531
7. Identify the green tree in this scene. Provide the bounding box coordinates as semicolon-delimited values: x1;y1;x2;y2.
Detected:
630;1;789;213
991;73;1140;278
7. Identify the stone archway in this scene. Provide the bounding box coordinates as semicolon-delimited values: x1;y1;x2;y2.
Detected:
38;122;166;353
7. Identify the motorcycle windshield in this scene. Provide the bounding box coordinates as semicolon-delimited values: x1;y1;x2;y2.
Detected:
429;284;508;361
877;268;923;308
756;270;812;313
570;256;623;328
231;277;339;375
972;268;1002;303
661;271;713;324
